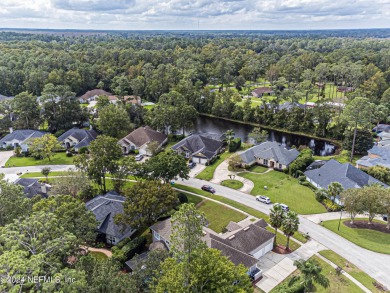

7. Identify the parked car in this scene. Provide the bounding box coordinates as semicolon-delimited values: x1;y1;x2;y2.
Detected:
188;162;196;169
256;195;271;204
135;154;144;161
201;185;216;194
274;203;289;212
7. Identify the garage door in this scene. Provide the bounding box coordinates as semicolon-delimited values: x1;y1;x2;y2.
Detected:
264;242;273;254
253;247;265;259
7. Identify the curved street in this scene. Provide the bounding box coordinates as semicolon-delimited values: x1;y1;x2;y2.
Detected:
181;177;390;288
5;163;390;288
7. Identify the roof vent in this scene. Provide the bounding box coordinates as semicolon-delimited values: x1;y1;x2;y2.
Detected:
243;227;250;231
228;235;235;240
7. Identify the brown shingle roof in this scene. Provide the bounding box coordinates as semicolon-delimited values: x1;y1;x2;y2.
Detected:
150;218;172;241
252;87;273;96
119;126;167;148
79;89;112;101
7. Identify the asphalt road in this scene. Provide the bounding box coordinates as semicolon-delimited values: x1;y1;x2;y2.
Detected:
4;164;390;287
182;177;390;288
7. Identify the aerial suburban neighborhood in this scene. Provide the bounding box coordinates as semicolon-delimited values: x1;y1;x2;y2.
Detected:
0;4;390;293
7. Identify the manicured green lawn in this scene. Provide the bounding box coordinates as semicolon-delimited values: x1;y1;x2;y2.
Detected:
318;250;382;293
184;193;204;205
322;218;390;255
313;150;361;164
89;251;108;261
196;151;231;181
240;170;326;214
20;171;72;178
6;152;74;167
221;179;243;190
248;165;268;173
271;255;364;293
197;200;246;233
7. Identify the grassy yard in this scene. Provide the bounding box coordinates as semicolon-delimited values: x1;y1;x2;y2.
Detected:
89;251;108;261
221;179;243;190
247;165;268;173
197;199;246;233
20;171;72;178
313;150;361;164
322;218;390;255
271;255;364;293
240;170;326;214
318;250;382;293
6;152;74;167
196;151;231;181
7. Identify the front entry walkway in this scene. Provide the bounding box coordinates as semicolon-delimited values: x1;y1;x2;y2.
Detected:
210;159;254;193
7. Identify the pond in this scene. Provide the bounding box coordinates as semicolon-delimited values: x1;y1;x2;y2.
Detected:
191;116;337;156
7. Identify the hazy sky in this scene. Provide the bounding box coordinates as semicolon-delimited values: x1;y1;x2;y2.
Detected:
0;0;389;30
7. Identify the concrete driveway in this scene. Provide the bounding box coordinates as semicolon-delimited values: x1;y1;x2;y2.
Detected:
180;177;390;288
0;151;14;167
189;164;206;178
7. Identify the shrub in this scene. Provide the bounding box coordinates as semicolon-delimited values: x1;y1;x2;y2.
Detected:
134;149;139;155
323;198;342;212
116;237;132;249
177;192;188;204
5;145;13;150
78;146;88;154
54;129;67;138
315;189;328;202
289;149;314;177
121;236;147;260
228;138;241;152
66;152;73;157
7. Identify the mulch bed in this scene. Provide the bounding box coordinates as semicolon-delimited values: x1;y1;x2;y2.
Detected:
273;244;292;254
343;220;390;234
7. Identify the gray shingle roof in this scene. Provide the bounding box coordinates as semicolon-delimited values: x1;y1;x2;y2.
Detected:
58;128;98;149
0;129;48;145
119;126;167;148
150;218;172;242
79;89;112;101
304;159;388;190
171;134;223;160
14;178;49;198
240;141;300;165
278;102;305;112
356;145;390;169
86;191;133;239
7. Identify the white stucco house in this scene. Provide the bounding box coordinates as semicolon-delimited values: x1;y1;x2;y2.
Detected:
57;128;98;152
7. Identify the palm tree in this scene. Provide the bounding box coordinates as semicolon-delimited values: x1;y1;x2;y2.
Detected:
282;211;299;250
224;129;235;147
327;182;344;204
289;259;330;292
269;205;285;247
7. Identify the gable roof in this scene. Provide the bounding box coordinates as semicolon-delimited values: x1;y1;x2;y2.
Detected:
14;178;49;198
171;134;223;160
0;129;48;145
252;87;274;96
150;218;172;241
304;159;388;190
79;89;112;101
278;102;305;112
58;128;98;149
240;141;300;166
86;191;133;239
119;126;167;148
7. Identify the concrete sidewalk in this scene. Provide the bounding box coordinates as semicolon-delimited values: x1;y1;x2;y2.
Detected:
210;159;254;193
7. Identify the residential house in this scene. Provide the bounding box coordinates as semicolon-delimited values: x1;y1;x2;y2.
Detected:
240;141;300;170
118;126;168;156
251;87;274;98
277;102;305;112
58;128;98;151
78;89;113;103
304;159;388;197
108;95;142;106
150;218;274;281
14;178;50;198
356;144;390;169
171;134;224;165
337;86;354;93
373;124;390;134
86;191;136;245
0;129;48;152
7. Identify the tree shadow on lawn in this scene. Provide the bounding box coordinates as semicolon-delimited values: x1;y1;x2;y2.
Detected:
344;220;390;234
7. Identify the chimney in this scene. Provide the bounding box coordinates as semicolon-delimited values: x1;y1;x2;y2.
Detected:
41;183;47;194
9;127;13;133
